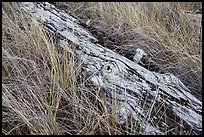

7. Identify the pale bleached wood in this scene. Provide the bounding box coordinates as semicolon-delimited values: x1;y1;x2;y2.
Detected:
20;2;202;135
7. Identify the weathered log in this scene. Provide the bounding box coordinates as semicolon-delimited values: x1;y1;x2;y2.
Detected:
20;2;202;135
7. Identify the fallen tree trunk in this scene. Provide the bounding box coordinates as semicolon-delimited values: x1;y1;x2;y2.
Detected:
20;2;202;135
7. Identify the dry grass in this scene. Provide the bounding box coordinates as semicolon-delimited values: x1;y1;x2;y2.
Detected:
2;2;202;135
54;2;202;99
2;2;131;135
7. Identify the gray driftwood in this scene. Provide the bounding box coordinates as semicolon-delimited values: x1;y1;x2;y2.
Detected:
20;2;202;135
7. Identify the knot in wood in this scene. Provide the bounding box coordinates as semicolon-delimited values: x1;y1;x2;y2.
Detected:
101;62;121;83
102;62;119;75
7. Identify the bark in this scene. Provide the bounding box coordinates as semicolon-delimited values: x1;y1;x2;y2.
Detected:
20;2;202;135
